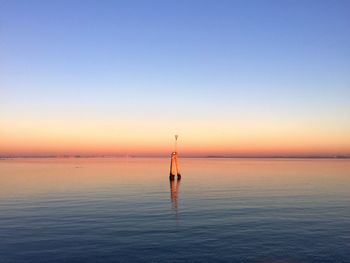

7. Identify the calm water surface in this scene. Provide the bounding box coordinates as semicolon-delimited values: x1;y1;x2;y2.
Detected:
0;158;350;262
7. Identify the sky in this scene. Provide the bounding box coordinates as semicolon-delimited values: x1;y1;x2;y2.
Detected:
1;0;350;157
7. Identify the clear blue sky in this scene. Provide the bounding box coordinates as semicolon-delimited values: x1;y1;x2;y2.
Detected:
1;0;350;156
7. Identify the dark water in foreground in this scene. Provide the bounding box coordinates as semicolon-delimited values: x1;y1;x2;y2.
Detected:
0;158;350;262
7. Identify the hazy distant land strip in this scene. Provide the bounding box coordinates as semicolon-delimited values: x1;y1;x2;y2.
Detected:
1;155;349;159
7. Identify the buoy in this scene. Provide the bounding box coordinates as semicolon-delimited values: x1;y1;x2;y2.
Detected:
169;135;181;180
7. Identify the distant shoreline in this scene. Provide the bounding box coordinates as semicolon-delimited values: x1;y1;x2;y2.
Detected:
1;156;350;159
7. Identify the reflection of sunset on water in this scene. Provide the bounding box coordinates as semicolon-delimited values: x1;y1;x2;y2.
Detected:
1;158;350;262
1;158;349;200
170;178;181;212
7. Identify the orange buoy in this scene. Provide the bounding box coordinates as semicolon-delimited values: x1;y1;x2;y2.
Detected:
169;135;181;180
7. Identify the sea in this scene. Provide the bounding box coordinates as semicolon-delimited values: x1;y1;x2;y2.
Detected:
0;158;349;262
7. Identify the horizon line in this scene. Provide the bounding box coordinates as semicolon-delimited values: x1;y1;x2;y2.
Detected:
1;155;350;159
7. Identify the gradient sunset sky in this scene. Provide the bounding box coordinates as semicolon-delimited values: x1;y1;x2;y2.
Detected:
1;0;350;157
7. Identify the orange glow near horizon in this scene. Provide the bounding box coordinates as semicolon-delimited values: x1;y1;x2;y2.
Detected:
1;117;349;157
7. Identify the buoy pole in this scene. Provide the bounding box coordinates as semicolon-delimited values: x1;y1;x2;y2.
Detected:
169;135;181;180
